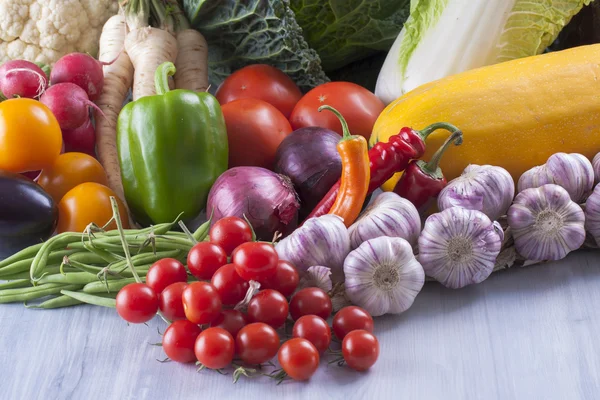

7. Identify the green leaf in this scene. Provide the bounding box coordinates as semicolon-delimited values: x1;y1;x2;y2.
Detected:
290;0;411;71
183;0;329;92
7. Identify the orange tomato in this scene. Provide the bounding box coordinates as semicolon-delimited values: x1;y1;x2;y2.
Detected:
38;152;108;203
0;98;62;172
57;182;130;233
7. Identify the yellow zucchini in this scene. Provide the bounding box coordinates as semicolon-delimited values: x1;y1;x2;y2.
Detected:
371;44;600;191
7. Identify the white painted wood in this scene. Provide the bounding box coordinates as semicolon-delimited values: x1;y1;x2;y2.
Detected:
2;250;600;400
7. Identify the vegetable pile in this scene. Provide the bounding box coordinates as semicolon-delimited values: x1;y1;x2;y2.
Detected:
1;0;600;387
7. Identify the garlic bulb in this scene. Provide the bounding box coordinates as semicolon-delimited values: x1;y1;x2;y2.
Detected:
344;236;424;316
418;207;502;289
593;153;600;185
437;164;514;221
585;184;600;246
298;266;333;293
275;214;350;283
348;192;421;249
517;152;594;203
508;184;585;261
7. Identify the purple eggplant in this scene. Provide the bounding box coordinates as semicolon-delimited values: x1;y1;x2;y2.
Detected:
0;171;57;258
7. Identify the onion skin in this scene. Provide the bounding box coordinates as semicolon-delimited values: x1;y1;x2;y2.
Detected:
206;167;300;241
274;127;342;220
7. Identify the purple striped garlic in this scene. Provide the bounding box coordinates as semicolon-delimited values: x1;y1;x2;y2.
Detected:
517;152;594;203
508;184;585;261
593;153;600;185
585;184;600;246
418;207;503;289
348;192;421;250
437;164;514;221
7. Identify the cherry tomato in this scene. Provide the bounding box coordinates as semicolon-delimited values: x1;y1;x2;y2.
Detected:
210;263;249;306
289;82;385;141
289;287;332;321
332;306;374;340
216;64;302;119
247;289;289;329
232;242;278;282
146;258;187;294
236;322;280;365
115;283;158;323
158;282;188;321
56;182;129;233
210;310;247;338
187;242;227;280
37;152;108;203
292;315;331;353
195;327;235;370
162;319;202;363
182;282;222;325
260;260;299;297
278;338;320;381
342;330;379;371
209;216;253;256
221;99;292;168
0;98;62;173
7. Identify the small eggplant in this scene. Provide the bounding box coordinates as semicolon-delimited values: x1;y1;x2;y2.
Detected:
0;171;58;258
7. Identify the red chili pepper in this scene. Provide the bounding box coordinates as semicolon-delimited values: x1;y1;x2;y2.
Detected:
304;122;461;222
393;130;463;213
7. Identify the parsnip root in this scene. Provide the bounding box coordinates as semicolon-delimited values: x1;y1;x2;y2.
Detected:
174;30;209;92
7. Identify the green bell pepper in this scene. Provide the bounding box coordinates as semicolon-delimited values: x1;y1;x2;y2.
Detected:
117;62;228;226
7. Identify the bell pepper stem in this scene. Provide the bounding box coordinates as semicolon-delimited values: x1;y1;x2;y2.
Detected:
318;105;353;141
418;122;462;142
422;130;463;175
155;62;177;95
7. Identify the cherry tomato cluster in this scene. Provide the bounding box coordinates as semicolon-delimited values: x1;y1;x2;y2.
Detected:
114;216;380;382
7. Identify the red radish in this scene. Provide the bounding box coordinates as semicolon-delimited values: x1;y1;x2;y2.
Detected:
21;171;41;181
50;53;106;101
62;118;96;156
40;83;104;131
0;60;48;99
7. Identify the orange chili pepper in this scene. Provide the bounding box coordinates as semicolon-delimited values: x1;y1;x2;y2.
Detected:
319;105;370;227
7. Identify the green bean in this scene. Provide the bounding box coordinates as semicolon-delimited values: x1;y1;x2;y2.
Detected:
0;279;32;290
0;284;82;303
68;250;114;265
107;250;182;273
0;242;44;268
64;259;105;275
27;292;118;309
102;221;176;237
0;266;63;281
0;258;33;277
61;290;117;308
82;243;124;263
30;233;84;281
83;278;137;293
37;272;115;286
193;219;211;242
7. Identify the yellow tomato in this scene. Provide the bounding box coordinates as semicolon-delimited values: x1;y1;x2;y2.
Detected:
57;182;130;233
0;98;62;172
38;152;108;203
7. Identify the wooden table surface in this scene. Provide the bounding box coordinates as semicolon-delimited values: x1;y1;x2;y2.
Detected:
2;250;599;400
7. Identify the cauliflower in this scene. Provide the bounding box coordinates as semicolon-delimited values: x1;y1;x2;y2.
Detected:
0;0;118;65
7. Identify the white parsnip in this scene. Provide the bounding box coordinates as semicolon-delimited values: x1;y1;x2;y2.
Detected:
94;14;134;204
125;27;178;100
174;30;209;92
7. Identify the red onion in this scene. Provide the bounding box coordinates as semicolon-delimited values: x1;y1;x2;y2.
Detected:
207;167;300;240
274;127;341;220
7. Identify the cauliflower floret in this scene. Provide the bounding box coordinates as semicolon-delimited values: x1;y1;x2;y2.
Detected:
0;0;118;65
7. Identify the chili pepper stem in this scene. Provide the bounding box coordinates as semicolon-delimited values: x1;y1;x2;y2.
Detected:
318;105;353;140
421;130;463;175
155;62;176;95
418;122;462;142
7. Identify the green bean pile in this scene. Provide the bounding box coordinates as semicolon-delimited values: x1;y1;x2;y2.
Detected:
0;200;209;309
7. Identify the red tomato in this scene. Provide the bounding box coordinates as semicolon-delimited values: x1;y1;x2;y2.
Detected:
145;258;187;294
209;216;253;256
210;310;247;338
210;263;249;306
221;99;293;168
278;338;320;381
342;330;379;371
289;287;332;321
187;242;227;280
260;260;299;297
289;82;385;141
232;242;278;282
195;327;235;370
158;282;188;321
247;289;289;329
216;64;302;119
332;306;374;340
236;322;280;365
182;282;222;325
115;283;158;323
162;320;202;363
292;315;331;353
